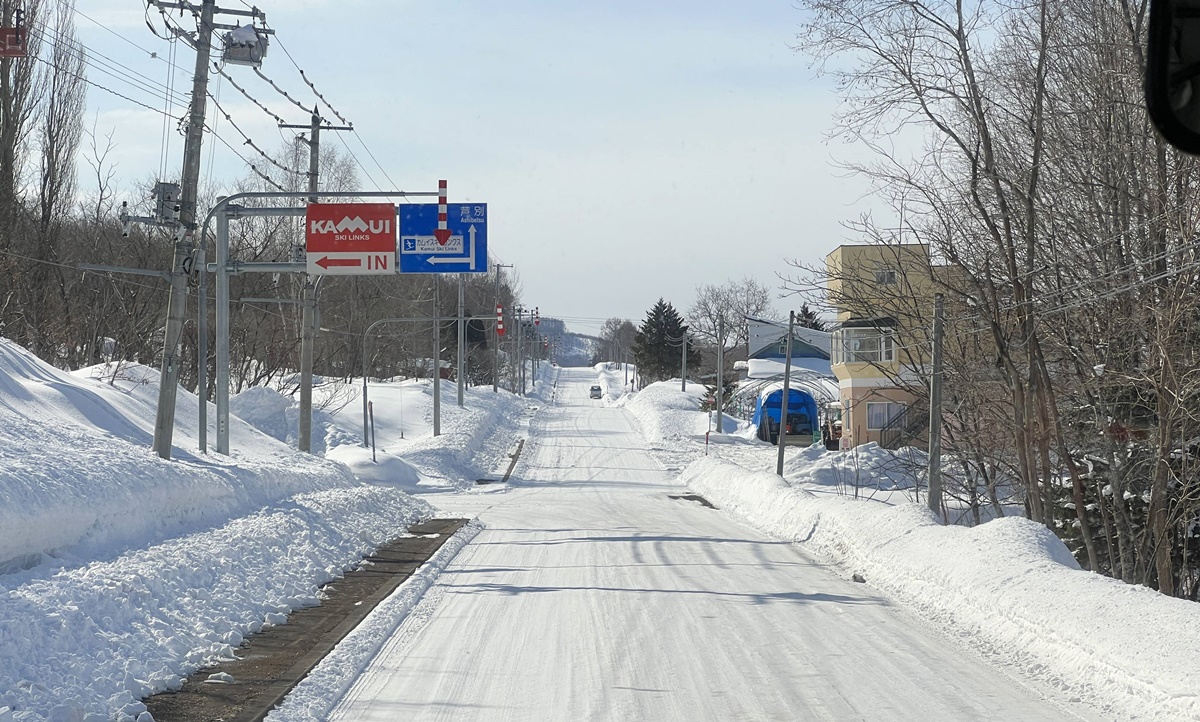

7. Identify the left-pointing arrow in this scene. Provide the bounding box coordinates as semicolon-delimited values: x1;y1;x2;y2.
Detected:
317;257;363;269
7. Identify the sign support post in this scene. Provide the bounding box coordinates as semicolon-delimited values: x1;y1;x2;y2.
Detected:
433;278;441;436
457;275;466;407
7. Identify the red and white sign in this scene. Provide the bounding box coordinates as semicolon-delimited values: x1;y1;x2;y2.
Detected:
0;28;27;58
496;304;505;336
305;203;396;275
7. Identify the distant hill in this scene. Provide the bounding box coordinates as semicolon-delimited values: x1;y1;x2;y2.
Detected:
538;318;598;367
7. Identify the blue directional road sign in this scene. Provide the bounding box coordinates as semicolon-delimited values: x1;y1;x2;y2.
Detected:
398;203;488;274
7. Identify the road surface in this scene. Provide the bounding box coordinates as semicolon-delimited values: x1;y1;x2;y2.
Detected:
328;368;1090;721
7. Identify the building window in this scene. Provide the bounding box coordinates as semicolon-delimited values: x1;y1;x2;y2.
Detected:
832;327;895;364
875;268;897;285
866;401;906;430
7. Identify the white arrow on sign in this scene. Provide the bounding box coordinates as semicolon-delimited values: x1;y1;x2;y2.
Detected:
427;225;477;268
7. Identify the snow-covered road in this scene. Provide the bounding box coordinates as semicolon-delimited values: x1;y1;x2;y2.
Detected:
328;368;1086;720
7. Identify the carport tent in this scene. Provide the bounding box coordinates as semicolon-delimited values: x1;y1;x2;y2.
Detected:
752;388;819;436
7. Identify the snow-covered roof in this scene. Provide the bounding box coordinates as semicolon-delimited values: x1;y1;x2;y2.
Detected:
746;315;831;359
746;357;832;379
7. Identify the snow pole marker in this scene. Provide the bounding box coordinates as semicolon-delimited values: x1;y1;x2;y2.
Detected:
434;179;452;245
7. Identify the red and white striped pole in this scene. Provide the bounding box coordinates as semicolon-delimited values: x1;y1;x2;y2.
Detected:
434;179;451;245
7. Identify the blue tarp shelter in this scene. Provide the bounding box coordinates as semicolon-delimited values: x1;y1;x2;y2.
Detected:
752;388;819;443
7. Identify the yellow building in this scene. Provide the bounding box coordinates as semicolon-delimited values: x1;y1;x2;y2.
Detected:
826;243;938;449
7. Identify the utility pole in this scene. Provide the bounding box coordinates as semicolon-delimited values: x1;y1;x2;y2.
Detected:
715;317;725;433
514;306;524;394
150;0;215;460
147;0;270;459
776;310;795;478
493;264;512;393
680;333;688;392
928;293;945;520
279;107;351;453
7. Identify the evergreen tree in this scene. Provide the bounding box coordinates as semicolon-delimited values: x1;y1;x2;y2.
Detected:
797;303;826;331
632;298;701;383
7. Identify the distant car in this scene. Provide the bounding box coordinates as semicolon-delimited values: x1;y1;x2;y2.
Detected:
589;385;603;399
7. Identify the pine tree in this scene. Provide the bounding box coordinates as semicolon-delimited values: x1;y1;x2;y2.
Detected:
797;303;826;331
632;298;701;383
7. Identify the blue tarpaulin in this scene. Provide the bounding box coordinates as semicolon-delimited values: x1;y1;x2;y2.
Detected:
752;388;818;437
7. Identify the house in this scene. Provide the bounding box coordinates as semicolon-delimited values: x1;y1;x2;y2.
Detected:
736;317;840;447
825;243;939;449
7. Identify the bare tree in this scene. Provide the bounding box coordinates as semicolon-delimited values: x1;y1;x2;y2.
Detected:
687;277;776;348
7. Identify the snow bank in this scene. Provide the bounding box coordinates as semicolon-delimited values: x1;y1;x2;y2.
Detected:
383;379;525;487
0;341;358;573
0;487;432;721
681;457;1200;721
615;379;706;444
0;338;459;721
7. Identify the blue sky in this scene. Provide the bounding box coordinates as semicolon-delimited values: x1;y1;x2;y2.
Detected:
78;1;881;335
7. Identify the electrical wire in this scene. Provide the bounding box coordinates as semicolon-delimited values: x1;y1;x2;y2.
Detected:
75;6;191;75
0;248;172;295
206;91;303;177
159;35;178;180
29;23;191;108
30;54;181;121
335;132;382;192
252;66;313;115
351;129;400;191
269;32;351;126
212;61;290;125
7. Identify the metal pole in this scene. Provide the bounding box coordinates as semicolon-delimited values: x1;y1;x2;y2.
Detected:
715;317;724;433
928;293;945;520
433;278;441;435
457;275;465;407
776;310;795;477
197;247;207;453
215;209;231;455
362;326;370;447
152;0;215;459
206;189;439;455
493;270;500;393
298;108;321;453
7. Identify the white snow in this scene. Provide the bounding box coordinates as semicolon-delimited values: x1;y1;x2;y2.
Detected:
623;377;1200;721
0;338;522;721
3;334;1200;721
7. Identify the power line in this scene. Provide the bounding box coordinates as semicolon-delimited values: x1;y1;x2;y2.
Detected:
212;61;291;125
252;66;313;116
351;130;400;191
206;91;303;177
255;32;403;190
204;126;290;192
269;32;351;126
335;132;382;192
29;23;191;108
31;54;181;121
